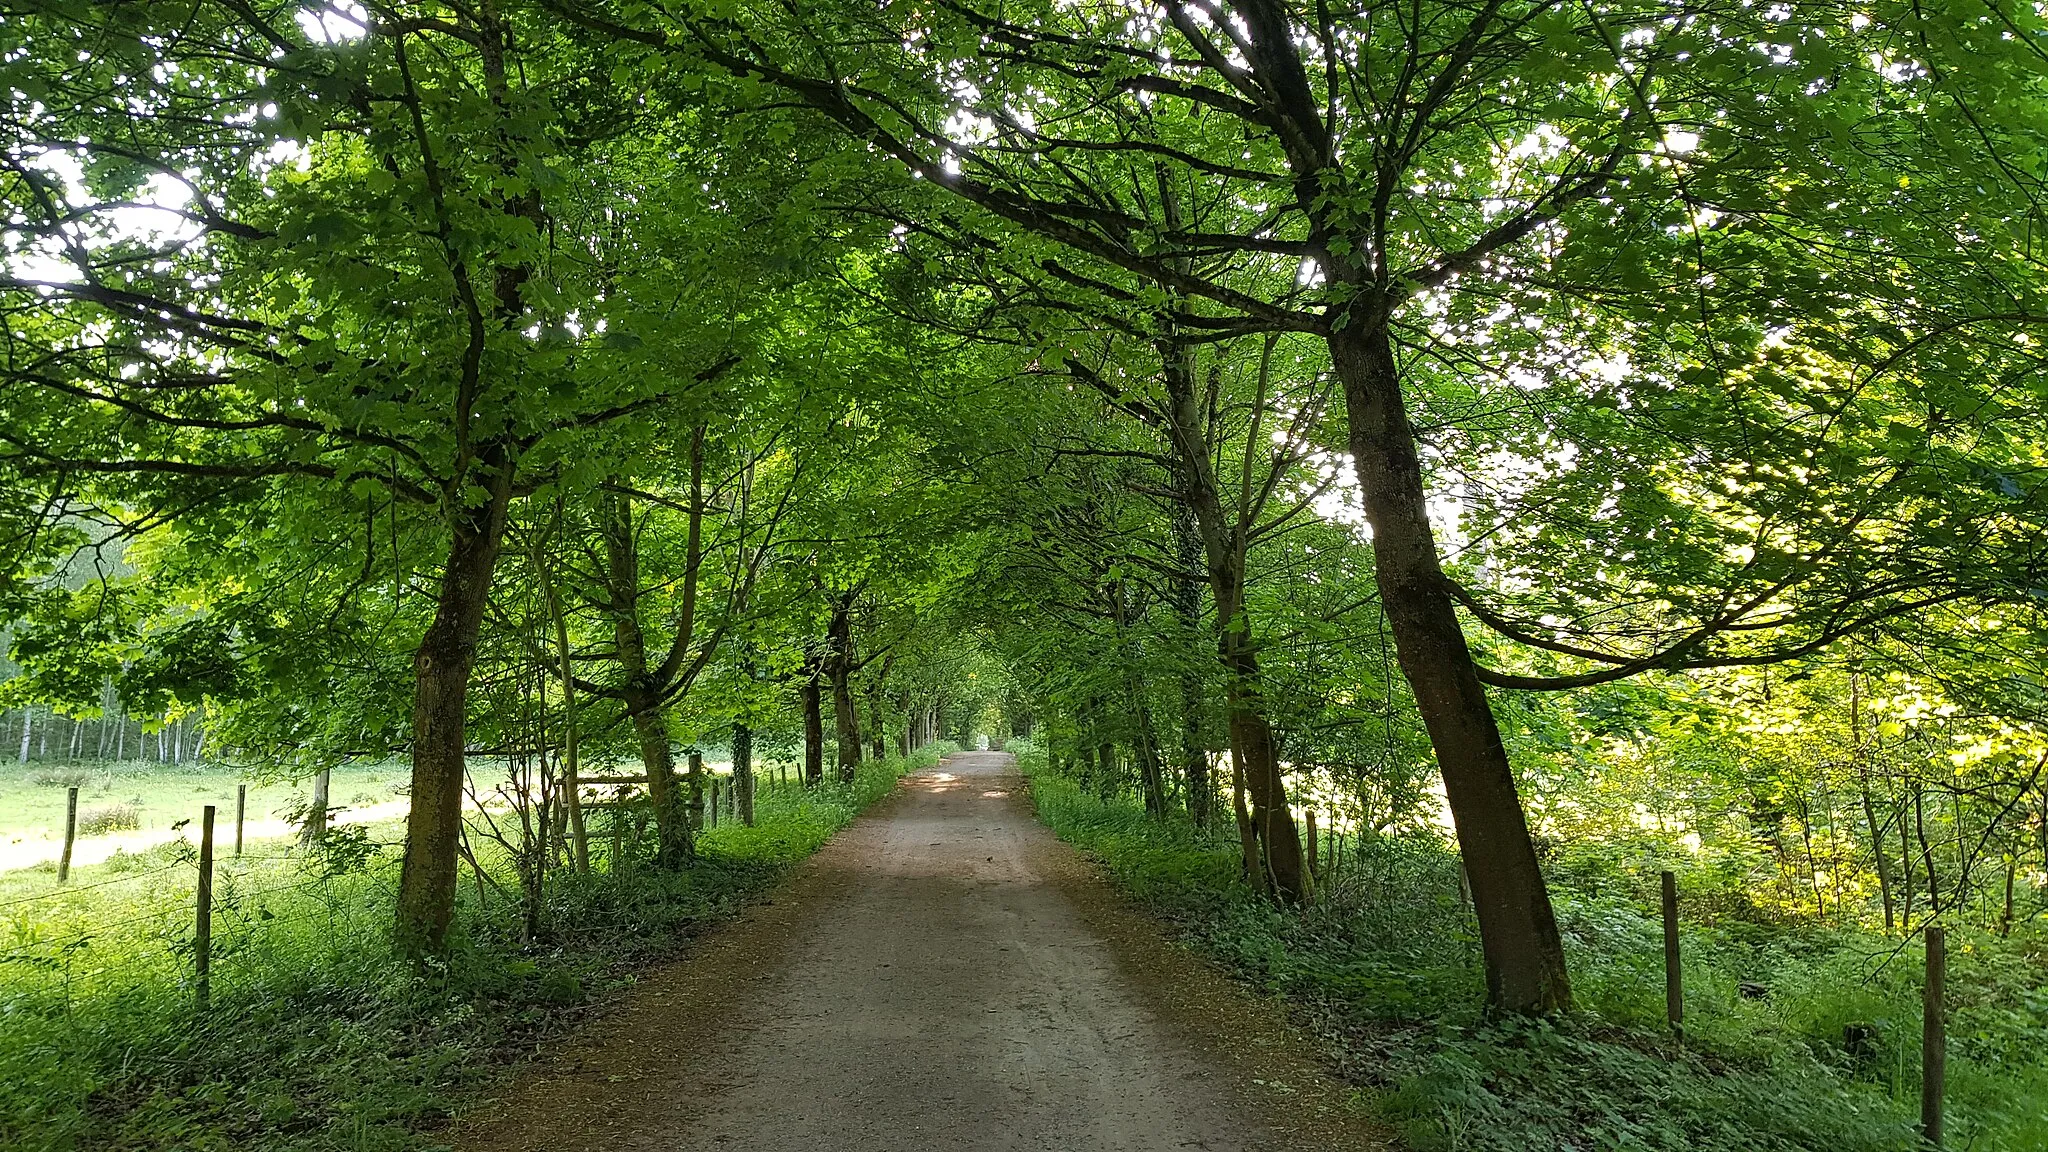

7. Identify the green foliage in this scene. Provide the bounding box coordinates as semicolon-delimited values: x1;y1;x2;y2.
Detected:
1019;744;2048;1152
0;751;935;1151
3;0;2047;1137
73;803;138;836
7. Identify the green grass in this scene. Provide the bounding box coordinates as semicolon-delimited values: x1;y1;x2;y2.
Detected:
1015;742;2048;1152
0;759;406;867
0;743;954;1152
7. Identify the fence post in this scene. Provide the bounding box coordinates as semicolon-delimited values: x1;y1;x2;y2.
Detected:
58;785;79;884
234;784;247;856
709;778;720;829
1662;870;1682;1035
1922;925;1946;1148
686;750;705;830
195;804;215;1011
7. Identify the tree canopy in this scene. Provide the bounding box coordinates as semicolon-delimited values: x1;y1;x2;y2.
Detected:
3;0;2046;1017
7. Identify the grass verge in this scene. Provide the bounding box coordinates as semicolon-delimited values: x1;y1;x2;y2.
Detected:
0;745;952;1151
1015;742;2048;1152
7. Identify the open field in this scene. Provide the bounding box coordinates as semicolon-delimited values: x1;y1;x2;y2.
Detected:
0;754;783;878
0;760;407;872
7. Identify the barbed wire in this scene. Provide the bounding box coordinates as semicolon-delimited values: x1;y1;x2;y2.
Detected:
0;863;186;909
222;876;346;903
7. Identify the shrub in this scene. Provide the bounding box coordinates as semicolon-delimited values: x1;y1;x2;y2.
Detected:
26;768;107;790
75;803;140;836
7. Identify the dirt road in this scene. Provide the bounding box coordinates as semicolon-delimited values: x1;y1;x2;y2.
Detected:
455;752;1384;1152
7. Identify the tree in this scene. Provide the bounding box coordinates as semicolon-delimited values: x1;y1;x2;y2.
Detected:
0;3;743;954
554;0;2048;1014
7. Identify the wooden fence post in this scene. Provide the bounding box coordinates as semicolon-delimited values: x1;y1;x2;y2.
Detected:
1922;925;1946;1148
1662;870;1682;1036
196;804;215;1011
58;786;78;884
234;784;247;856
686;750;705;830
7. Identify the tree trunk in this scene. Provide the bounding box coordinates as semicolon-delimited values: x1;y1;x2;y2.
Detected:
1950;788;1971;923
628;694;689;866
1129;673;1168;819
801;670;825;786
536;531;589;873
1329;321;1570;1015
2000;858;2015;937
1232;753;1265;895
1170;507;1212;829
1850;672;1895;931
1222;649;1303;896
2038;782;2047;877
1106;579;1169;819
601;489;692;867
866;673;889;762
1158;347;1305;897
1899;782;1918;924
733;721;755;826
1914;783;1941;914
687;749;706;830
826;596;861;783
302;767;332;845
395;455;515;958
1860;782;1897;932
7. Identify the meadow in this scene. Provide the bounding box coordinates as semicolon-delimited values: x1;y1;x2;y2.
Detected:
0;759;403;873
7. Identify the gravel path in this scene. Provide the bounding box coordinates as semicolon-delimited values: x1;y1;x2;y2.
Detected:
454;752;1386;1152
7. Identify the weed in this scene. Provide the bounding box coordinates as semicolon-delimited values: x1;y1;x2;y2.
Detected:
75;802;140;835
24;768;107;790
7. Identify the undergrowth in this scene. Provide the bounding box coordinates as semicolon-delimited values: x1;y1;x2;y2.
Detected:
0;744;951;1151
1014;741;2048;1152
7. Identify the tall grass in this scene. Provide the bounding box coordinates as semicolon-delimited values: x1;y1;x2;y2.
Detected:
1016;742;2048;1152
0;745;951;1152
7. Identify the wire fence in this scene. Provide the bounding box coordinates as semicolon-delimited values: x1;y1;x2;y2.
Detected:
0;801;412;1022
0;759;862;1023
